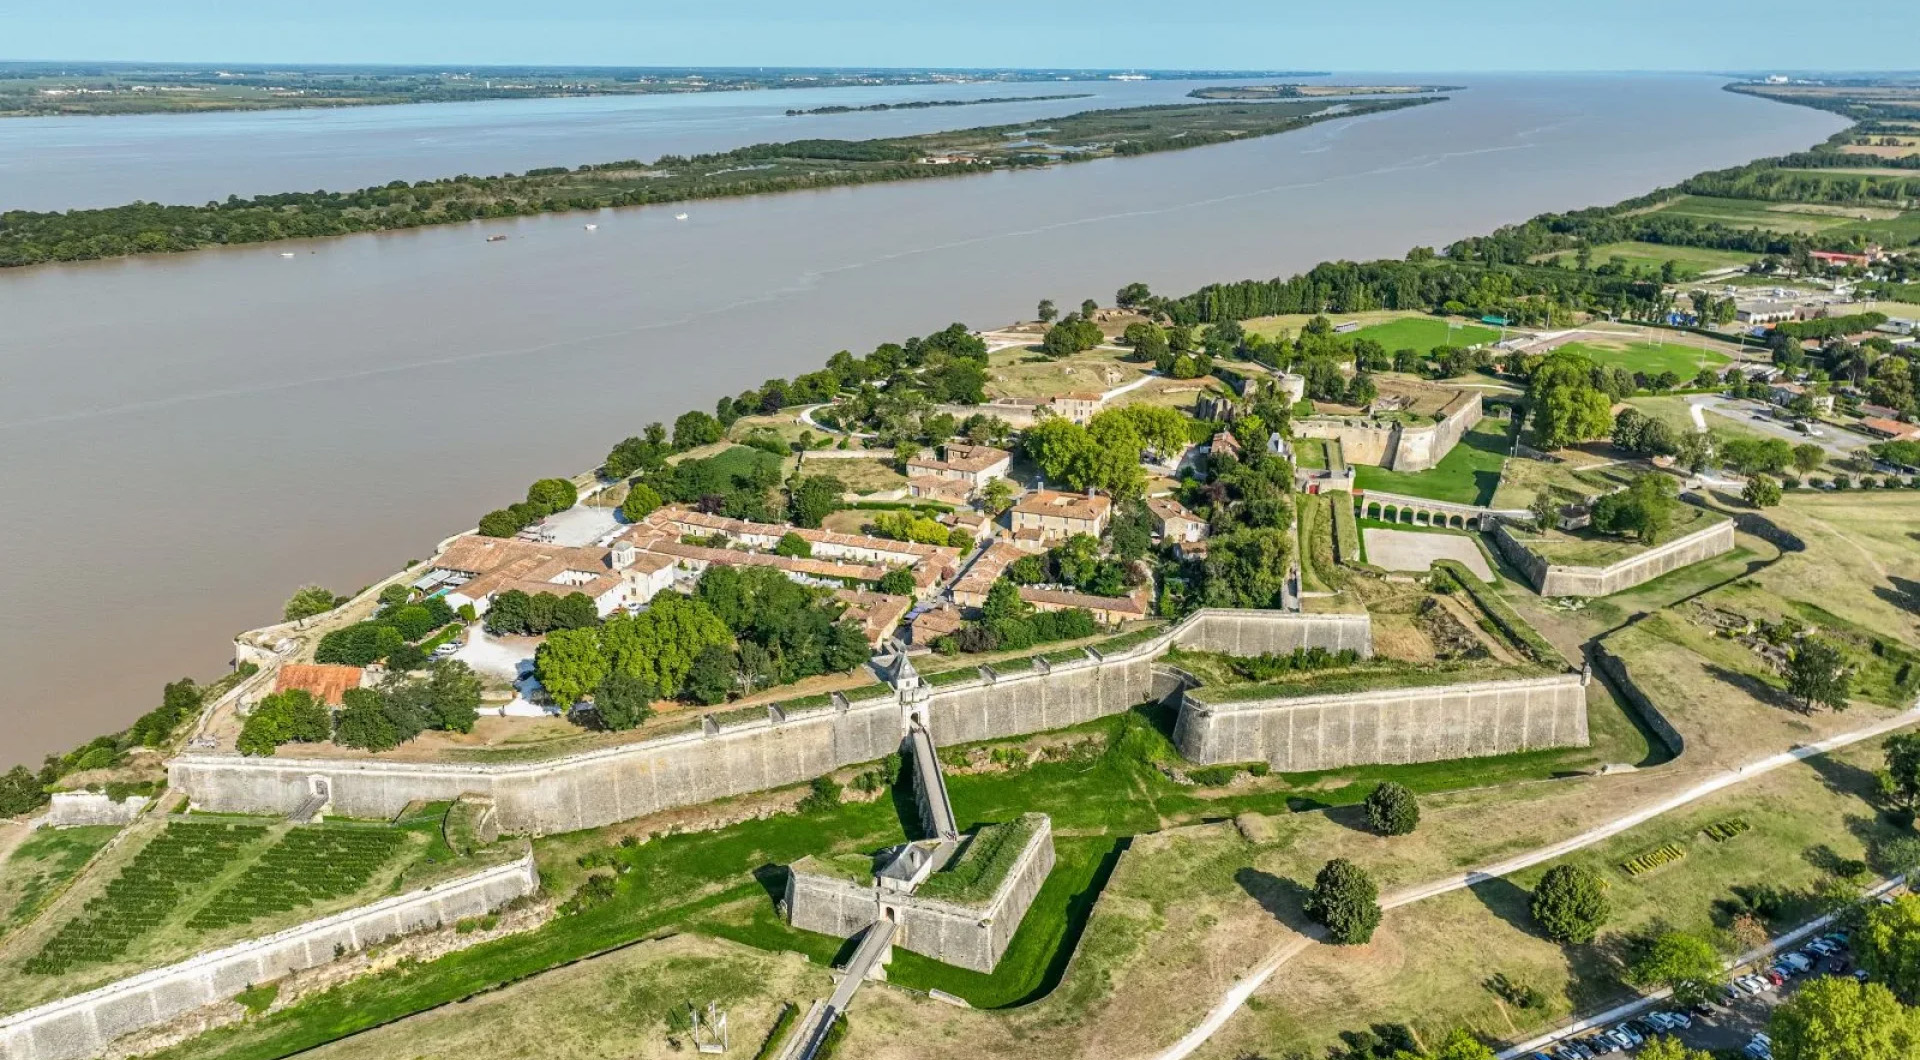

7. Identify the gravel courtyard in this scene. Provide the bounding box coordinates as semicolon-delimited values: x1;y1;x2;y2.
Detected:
1362;528;1494;581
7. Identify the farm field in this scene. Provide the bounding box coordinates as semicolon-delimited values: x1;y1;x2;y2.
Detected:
0;825;118;940
1549;240;1758;277
1642;194;1882;233
1351;417;1513;506
0;809;504;1016
1551;334;1732;377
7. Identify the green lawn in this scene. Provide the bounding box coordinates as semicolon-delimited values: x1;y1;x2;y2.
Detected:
1352;418;1512;506
1551;338;1729;378
1350;316;1501;351
1549;240;1757;278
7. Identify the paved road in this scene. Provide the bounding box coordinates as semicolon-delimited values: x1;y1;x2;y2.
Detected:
1152;702;1920;1060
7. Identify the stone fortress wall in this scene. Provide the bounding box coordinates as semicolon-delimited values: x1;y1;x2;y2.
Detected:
1295;390;1483;474
1174;673;1590;771
785;817;1056;974
0;854;539;1060
1492;517;1736;598
170;611;1373;836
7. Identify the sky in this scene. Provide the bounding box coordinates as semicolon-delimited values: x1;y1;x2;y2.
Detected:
2;0;1917;72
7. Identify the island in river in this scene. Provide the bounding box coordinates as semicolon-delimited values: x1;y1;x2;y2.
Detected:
0;62;1323;117
0;95;1439;268
1189;83;1462;99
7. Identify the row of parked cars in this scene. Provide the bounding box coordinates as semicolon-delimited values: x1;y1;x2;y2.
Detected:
1524;930;1856;1060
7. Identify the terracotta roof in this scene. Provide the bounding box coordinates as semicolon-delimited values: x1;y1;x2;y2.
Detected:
1018;585;1149;617
1010;490;1112;524
646;508;957;569
906;444;1011;476
951;541;1027;602
911;605;967;639
1145;496;1201;525
907;476;975;504
833;589;914;647
626;532;898;585
1862;417;1919;439
433;535;622;603
1056;391;1105;404
275;664;364;706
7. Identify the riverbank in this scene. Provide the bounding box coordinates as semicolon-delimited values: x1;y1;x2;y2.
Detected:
0;96;1433;269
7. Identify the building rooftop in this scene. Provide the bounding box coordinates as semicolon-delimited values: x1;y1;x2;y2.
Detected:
1145;496;1200;525
906;444;1011;475
1011;489;1112;524
1018;585;1149;617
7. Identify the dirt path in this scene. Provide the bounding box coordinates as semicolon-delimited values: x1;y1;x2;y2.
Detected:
1149;700;1920;1060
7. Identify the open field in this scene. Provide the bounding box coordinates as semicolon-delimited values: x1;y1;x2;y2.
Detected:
0;825;118;940
1547;240;1758;277
1352;417;1513;505
302;934;825;1060
1364;528;1493;581
983;346;1144;401
802;456;906;495
1242;310;1501;349
1641;194;1881;233
1192;734;1907;1060
1488;458;1637;513
0;809;509;1016
1551;335;1732;377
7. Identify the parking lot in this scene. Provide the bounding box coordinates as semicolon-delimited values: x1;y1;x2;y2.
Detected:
1529;929;1857;1060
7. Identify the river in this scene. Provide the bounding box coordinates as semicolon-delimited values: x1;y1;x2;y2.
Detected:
0;73;1845;767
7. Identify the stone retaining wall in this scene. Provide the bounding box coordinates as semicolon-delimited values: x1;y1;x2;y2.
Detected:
1296;392;1483;474
0;854;539;1060
171;611;1371;836
1173;673;1589;771
1492;518;1736;598
1591;642;1685;757
785;817;1055;973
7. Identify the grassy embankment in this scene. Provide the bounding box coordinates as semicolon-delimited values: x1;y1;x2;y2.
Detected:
1352;418;1513;507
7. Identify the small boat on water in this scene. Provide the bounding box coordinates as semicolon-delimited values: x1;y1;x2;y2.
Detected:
279;252;294;258
583;223;597;231
486;235;508;242
675;213;688;221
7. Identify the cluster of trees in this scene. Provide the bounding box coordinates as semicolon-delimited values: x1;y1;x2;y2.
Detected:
483;589;600;636
282;584;348;624
1007;533;1142;598
635;446;785;521
333;663;484;752
1610;407;1682;457
240;660;482;756
1589;474;1679;545
1022;404;1191;500
937;579;1101;655
1041;314;1105;357
534;570;871;716
1527;351;1620;449
315;594;460;670
478;478;580;539
869;510;970;550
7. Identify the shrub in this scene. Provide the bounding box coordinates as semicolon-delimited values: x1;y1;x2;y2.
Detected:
1306;858;1381;945
1364;782;1420;836
1620;841;1688;877
1530;864;1610;945
1702;817;1751;842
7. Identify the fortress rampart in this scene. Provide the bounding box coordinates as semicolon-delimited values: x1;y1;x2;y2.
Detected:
170;611;1372;835
1173;672;1589;771
1492;518;1736;598
0;854;538;1060
1295;391;1482;474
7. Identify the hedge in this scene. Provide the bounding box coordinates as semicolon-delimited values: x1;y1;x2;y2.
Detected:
1621;841;1688;877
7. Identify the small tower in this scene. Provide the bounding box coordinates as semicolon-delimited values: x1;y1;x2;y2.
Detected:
891;650;930;727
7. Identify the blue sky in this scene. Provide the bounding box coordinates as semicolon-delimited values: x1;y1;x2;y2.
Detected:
4;0;1917;71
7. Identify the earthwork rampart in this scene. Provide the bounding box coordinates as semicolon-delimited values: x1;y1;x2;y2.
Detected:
1295;391;1482;473
1492;518;1735;597
0;853;538;1060
170;610;1371;835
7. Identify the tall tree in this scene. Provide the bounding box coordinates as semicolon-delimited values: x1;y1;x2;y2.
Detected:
1860;895;1920;1004
282;584;338;624
1769;977;1920;1060
1306;858;1381;945
1786;638;1852;712
1529;864;1611;945
1628;931;1722;1005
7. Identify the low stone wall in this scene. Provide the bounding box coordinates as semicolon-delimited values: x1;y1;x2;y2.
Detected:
1173;673;1589;771
171;611;1371;835
786;818;1055;973
0;854;538;1060
1493;518;1736;598
33;793;147;829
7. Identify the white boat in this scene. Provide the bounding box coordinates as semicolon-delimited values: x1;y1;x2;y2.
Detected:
675;213;688;221
583;224;597;231
279;252;294;258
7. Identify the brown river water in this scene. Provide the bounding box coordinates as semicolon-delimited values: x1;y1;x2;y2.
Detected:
0;73;1845;765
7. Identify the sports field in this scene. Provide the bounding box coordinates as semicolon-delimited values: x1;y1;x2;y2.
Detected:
1551;335;1731;377
1242;311;1500;350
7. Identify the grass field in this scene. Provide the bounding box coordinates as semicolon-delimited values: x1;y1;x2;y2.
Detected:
1352;418;1513;506
1552;335;1731;377
1242;311;1500;350
1643;195;1866;234
983;346;1143;401
1548;240;1758;278
802;457;905;495
1195;735;1907;1060
1504;505;1722;568
0;826;118;940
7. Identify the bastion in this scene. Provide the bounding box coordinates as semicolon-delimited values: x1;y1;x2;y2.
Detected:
1492;517;1735;598
1295;390;1482;474
785;815;1055;974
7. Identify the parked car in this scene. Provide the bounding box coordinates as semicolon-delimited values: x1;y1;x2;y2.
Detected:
1659;1010;1693;1029
1780;952;1813;973
1612;1024;1644;1047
